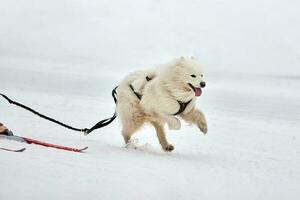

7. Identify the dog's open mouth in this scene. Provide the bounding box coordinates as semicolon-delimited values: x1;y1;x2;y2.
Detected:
188;83;202;97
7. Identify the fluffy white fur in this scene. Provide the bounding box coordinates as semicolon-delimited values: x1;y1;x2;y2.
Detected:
116;57;208;151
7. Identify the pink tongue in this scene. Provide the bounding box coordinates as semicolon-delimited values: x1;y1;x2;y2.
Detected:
195;88;202;97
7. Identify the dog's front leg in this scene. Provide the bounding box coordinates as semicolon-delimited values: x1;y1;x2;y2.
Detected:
180;109;208;134
151;121;174;152
159;114;181;130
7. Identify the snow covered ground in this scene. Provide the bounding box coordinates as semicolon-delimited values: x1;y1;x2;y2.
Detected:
1;0;300;199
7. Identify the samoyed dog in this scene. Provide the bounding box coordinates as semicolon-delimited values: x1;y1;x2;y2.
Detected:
116;57;207;151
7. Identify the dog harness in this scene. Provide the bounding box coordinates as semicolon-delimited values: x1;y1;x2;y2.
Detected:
173;99;192;115
129;77;192;115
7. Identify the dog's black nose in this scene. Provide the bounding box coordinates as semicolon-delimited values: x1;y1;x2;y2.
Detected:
200;81;206;88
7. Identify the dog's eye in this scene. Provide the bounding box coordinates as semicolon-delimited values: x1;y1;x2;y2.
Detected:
190;74;196;78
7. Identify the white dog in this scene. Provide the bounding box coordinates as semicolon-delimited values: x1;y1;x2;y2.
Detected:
116;57;207;151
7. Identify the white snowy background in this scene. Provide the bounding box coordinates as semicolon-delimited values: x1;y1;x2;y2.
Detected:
1;0;300;199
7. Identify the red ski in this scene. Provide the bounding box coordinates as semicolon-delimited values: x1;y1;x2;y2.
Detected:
0;135;88;153
22;137;88;152
0;147;26;152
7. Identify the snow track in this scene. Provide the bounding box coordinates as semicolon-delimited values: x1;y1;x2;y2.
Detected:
1;69;299;200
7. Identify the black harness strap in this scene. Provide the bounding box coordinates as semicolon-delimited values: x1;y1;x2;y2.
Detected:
174;99;192;115
129;84;142;100
146;76;152;81
0;86;119;135
129;76;152;100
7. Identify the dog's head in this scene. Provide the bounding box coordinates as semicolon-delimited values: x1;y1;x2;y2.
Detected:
161;57;206;100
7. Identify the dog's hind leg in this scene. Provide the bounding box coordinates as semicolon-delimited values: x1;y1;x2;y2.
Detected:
121;122;141;144
151;121;174;152
120;111;145;145
117;92;145;145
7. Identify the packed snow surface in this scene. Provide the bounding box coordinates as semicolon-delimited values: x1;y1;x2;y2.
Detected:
1;0;300;199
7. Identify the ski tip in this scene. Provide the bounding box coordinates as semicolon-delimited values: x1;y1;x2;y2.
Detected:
16;148;26;152
0;147;26;152
79;146;88;152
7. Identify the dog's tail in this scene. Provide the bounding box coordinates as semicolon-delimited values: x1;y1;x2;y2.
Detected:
0;86;119;135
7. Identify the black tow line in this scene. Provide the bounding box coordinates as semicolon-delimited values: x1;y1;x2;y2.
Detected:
0;86;118;135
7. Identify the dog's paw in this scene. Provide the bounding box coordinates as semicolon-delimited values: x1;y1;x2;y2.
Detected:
167;117;181;130
163;144;174;152
198;120;208;134
125;138;139;149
